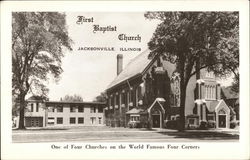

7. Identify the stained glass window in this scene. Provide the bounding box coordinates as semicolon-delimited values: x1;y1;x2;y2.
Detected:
170;72;180;107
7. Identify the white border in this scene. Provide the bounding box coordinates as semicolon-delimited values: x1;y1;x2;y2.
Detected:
1;1;249;160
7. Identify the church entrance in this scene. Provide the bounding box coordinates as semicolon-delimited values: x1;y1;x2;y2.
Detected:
218;108;227;128
148;98;166;129
218;115;226;128
152;114;160;128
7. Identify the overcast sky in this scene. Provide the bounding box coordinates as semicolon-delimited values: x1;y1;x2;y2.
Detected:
47;12;233;101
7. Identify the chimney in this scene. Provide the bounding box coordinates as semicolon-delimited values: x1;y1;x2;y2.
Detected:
117;54;123;75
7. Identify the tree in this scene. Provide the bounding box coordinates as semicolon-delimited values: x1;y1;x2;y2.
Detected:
93;92;107;103
231;74;239;93
61;94;83;102
145;12;239;131
12;12;72;129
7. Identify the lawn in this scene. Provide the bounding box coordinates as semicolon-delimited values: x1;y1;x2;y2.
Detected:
12;126;239;143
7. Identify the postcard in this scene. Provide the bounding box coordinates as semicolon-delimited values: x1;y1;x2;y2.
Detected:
1;1;249;160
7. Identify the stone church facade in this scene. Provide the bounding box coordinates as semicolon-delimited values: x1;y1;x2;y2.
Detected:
105;50;232;129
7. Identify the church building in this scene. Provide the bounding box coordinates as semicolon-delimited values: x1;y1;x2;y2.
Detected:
105;50;232;129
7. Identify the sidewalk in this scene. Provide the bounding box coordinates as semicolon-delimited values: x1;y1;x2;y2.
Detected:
148;128;240;136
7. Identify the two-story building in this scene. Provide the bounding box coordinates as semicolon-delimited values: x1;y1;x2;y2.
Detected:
105;50;232;129
15;97;106;127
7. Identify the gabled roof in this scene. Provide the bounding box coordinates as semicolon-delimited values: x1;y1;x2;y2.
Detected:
205;100;230;113
205;101;220;112
147;98;166;114
107;49;153;90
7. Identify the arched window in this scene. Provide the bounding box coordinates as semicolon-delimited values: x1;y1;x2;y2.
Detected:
170;72;180;107
205;85;217;100
212;86;215;99
209;86;211;99
205;85;208;99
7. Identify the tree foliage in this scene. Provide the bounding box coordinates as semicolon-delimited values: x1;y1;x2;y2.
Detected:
94;92;107;103
145;12;239;130
12;12;72;129
61;94;84;102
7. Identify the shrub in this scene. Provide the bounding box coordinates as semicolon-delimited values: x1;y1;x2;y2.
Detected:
230;121;237;129
187;124;198;130
199;121;208;130
207;120;216;128
140;121;149;128
165;120;179;129
128;121;141;128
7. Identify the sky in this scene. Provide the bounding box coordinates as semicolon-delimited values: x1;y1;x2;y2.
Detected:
47;12;233;101
47;12;160;101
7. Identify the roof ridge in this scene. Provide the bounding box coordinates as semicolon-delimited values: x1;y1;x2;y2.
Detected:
107;49;152;89
122;49;150;71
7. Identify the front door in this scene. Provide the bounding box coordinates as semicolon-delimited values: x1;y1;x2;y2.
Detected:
152;115;160;128
218;115;226;128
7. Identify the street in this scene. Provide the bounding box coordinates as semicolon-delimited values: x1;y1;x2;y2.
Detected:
12;126;239;143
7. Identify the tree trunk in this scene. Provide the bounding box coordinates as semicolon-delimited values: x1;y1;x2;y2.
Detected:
178;58;187;131
179;82;187;131
18;94;26;129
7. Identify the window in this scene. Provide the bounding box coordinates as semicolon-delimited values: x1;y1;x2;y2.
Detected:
98;106;103;113
170;72;180;107
205;85;216;100
78;117;84;124
108;97;111;107
170;114;180;120
98;117;102;124
48;117;55;125
48;106;55;112
130;115;140;122
30;103;34;112
90;117;96;124
127;91;130;106
115;93;119;107
130;88;134;105
212;86;216;99
36;103;39;112
57;117;63;124
121;91;125;105
70;105;76;112
30;119;34;126
111;95;114;106
90;106;96;113
137;85;143;103
78;106;84;112
70;117;76;124
57;105;63;112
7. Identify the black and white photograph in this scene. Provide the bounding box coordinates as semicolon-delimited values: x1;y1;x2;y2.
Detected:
1;1;249;160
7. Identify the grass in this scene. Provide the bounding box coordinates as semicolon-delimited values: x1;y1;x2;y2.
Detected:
12;126;239;143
